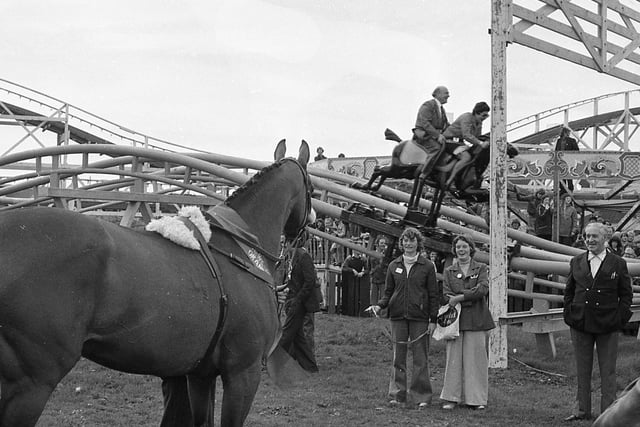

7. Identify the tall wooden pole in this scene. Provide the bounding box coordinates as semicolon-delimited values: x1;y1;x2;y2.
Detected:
489;0;510;368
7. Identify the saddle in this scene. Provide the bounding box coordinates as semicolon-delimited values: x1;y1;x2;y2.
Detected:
397;139;456;173
147;205;274;284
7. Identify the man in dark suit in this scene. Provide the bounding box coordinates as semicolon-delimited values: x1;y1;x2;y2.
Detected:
412;86;450;175
278;232;320;372
563;222;633;421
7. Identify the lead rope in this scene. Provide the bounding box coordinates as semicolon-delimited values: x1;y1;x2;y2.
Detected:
369;309;432;345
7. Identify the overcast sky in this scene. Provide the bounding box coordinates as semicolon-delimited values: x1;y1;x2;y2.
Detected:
1;0;636;161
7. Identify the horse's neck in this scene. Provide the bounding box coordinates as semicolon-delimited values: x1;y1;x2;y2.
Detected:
225;174;293;257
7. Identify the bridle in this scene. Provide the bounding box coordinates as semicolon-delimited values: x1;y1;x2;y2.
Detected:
275;158;314;312
282;157;314;245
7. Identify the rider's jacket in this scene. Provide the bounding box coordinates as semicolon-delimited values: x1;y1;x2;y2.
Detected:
443;112;484;146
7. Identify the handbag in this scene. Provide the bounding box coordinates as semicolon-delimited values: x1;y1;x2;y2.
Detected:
432;303;461;341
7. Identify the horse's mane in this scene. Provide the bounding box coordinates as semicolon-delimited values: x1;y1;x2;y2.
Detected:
224;159;285;205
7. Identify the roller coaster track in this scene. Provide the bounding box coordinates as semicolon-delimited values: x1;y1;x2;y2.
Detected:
507;89;640;151
1;78;640;223
0;78;207;156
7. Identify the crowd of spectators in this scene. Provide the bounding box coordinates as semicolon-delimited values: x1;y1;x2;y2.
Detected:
512;187;640;255
305;193;640;319
312;146;347;162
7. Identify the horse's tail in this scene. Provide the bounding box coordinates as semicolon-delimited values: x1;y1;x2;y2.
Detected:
384;128;402;142
265;342;309;389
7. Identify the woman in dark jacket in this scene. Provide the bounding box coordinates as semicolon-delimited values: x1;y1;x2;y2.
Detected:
368;227;439;409
440;235;494;410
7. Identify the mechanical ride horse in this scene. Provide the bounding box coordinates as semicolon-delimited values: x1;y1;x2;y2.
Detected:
0;140;315;427
352;129;518;227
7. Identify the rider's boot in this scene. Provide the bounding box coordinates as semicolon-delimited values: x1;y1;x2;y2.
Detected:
446;151;473;190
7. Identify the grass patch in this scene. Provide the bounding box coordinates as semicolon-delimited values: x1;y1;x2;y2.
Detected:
36;314;640;426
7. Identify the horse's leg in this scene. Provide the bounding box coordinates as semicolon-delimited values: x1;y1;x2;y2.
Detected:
409;165;428;209
160;376;215;427
371;174;387;192
425;186;440;226
220;362;262;427
0;336;77;427
425;172;447;226
187;375;215;427
408;175;421;209
0;381;57;427
352;170;379;190
429;185;448;227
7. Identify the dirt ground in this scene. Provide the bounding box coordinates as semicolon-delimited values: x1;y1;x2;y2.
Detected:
36;314;640;426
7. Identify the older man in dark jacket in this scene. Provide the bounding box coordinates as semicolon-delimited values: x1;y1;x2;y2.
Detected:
412;86;450;176
563;222;633;422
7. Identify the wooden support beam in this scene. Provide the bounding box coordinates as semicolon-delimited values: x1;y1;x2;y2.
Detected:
489;0;510;369
511;0;640;85
615;200;640;230
604;179;633;199
118;201;152;227
120;202;141;227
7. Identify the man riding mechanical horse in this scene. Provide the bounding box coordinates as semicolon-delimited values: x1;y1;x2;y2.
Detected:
413;86;491;191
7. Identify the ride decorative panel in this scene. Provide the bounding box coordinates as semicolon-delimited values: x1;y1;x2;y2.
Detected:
508;152;640;180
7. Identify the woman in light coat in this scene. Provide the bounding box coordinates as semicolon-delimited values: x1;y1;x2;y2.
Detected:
440;235;495;410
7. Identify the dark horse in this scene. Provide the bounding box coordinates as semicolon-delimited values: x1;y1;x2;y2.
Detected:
351;129;518;226
0;140;315;427
592;376;640;427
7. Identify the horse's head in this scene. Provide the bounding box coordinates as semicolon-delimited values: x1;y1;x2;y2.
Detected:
507;143;519;158
274;139;315;241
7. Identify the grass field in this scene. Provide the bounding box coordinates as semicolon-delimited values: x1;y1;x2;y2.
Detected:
36;314;640;426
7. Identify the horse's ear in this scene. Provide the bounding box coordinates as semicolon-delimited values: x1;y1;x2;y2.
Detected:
274;139;286;161
298;140;310;167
